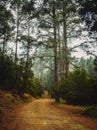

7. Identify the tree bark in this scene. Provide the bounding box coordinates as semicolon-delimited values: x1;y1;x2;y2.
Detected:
15;8;19;61
63;0;69;78
3;34;6;53
53;2;60;103
26;18;30;68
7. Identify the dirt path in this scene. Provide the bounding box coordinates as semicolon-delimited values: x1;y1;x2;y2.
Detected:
4;98;97;130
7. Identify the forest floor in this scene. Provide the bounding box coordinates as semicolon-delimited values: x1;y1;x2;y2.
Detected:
0;90;97;130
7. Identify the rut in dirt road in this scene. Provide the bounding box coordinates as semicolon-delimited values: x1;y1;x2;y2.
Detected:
11;98;91;130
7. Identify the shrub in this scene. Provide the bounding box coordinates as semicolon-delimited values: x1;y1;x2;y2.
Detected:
27;77;44;97
82;106;97;118
60;69;97;105
0;50;43;97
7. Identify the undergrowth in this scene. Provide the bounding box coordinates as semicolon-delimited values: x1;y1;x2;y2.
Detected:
82;106;97;118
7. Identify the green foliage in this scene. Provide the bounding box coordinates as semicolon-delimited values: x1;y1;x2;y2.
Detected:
0;50;43;97
60;68;97;105
27;77;44;97
0;3;14;45
44;71;55;97
78;0;97;32
82;106;97;118
78;57;96;78
22;0;35;14
94;56;97;73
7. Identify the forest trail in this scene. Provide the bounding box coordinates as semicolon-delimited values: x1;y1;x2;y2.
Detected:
2;96;97;130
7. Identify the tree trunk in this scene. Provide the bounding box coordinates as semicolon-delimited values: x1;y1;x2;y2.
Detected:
15;8;19;61
53;2;60;103
26;19;30;68
3;34;6;53
63;0;69;78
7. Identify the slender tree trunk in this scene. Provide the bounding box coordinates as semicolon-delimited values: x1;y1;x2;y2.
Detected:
63;0;69;78
27;18;30;68
3;21;7;54
53;2;60;103
57;27;65;79
3;34;6;53
15;9;19;61
58;27;61;73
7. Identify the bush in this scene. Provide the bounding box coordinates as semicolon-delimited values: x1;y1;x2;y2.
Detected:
0;50;43;97
60;69;97;105
27;77;44;97
82;106;97;118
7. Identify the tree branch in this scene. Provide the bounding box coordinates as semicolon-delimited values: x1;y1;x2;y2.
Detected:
38;41;54;48
43;65;54;71
70;43;84;51
70;61;80;68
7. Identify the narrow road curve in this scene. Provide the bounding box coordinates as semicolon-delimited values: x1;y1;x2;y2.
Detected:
12;98;92;130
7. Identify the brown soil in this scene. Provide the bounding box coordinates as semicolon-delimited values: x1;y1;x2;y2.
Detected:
0;90;97;130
